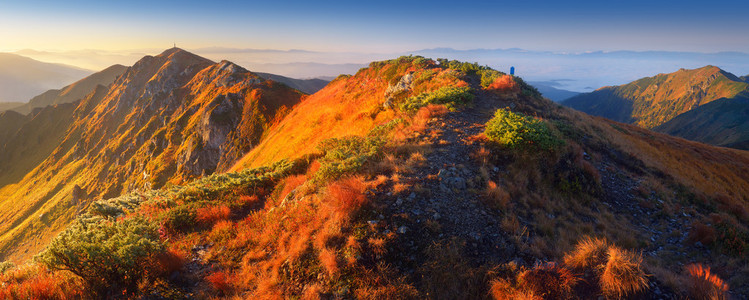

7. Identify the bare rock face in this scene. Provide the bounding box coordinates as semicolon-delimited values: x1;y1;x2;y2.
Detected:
178;93;242;177
383;72;414;109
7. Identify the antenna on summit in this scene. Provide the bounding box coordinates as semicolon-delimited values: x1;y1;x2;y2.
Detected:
173;42;176;48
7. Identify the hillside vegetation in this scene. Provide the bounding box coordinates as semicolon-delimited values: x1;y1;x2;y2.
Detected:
0;55;747;299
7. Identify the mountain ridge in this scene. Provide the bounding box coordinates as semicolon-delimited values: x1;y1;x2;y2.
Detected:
563;65;749;128
0;48;304;262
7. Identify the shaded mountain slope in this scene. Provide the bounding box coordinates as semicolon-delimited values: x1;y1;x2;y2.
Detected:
0;48;304;262
0;53;91;102
11;64;127;115
654;95;749;149
0;101;81;187
256;72;329;94
564;66;749;128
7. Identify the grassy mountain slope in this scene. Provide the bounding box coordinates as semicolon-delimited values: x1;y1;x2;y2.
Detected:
0;48;304;263
0;53;91;102
1;57;747;299
654;95;749;149
11;64;127;115
564;66;749;128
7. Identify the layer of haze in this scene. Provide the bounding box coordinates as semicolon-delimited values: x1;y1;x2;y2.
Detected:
1;0;748;92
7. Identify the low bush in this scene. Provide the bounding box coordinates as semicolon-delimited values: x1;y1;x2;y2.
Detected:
485;108;563;151
161;206;197;235
399;86;474;113
316;136;384;181
36;216;164;296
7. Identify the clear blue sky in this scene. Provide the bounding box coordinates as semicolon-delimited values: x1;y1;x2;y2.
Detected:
1;0;748;53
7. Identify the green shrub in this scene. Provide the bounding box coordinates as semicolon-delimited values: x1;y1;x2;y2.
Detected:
485;108;563;151
37;216;164;296
399;86;474;112
316;135;384;180
0;261;14;274
161;206;197;234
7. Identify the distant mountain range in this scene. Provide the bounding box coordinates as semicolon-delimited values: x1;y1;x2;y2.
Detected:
528;81;580;102
0;53;91;102
563;66;749;149
256;72;328;94
10;64;127;115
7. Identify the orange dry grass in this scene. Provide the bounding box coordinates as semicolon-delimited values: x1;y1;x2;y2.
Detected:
563;237;609;270
409;104;448;132
301;284;323;300
279;174;307;201
490;278;541;300
0;265;84;299
205;270;233;294
584;111;749;203
485;181;510;209
517;263;579;299
318;248;340;277
196;204;231;225
600;247;648;298
231;59;468;170
150;248;188;277
488;75;520;92
685;264;729;300
326;176;368;222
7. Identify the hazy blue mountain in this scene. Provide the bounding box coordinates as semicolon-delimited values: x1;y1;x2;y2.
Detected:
0;53;91;102
256;72;329;94
528;81;580;102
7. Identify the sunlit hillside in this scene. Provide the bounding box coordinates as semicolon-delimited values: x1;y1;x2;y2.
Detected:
0;48;304;263
1;55;746;299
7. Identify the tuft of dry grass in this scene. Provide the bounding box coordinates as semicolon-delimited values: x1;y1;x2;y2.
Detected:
326;176;368;222
318;248;340;277
368;237;387;256
563;237;609;270
600;247;648;298
490;278;541;300
484;180;510;210
517;263;579;299
205;270;233;295
685;264;729;300
689;221;717;245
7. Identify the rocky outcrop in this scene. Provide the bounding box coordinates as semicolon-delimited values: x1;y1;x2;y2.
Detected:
383;72;414;109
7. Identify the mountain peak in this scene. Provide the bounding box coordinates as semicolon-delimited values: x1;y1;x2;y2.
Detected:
565;65;749;128
155;47;213;66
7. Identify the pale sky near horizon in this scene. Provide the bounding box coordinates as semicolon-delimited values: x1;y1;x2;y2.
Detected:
1;0;748;53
